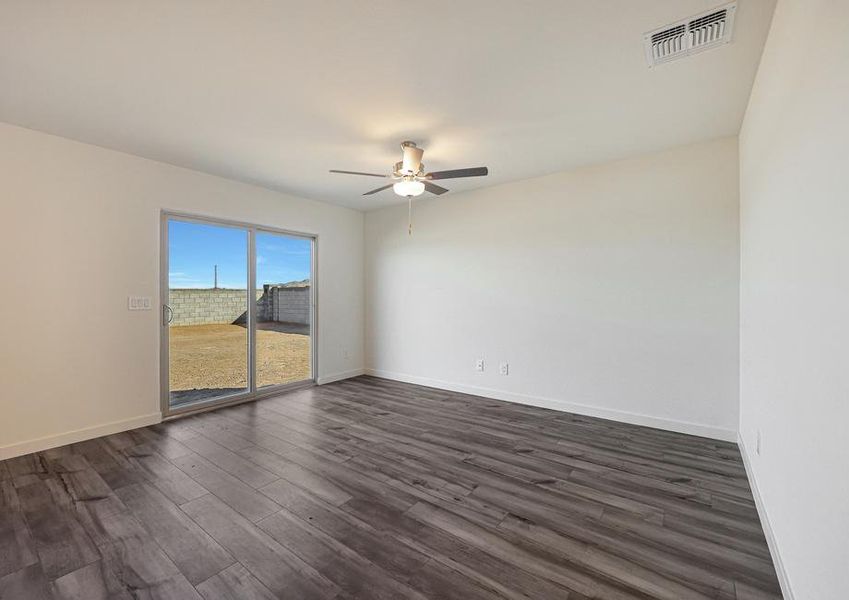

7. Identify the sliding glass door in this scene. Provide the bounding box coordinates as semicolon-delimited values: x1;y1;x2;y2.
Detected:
161;213;315;415
255;231;313;388
166;220;250;407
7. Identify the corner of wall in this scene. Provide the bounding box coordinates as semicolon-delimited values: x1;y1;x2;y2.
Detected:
737;434;795;600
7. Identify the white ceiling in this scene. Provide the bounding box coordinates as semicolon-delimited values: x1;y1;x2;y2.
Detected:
0;1;776;210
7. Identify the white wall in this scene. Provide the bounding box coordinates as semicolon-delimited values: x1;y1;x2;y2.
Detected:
365;137;740;440
0;123;364;458
739;1;849;598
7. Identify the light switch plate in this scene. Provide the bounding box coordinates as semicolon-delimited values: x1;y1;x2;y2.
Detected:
128;296;152;311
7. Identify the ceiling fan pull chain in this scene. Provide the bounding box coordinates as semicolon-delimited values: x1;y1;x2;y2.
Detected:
408;196;413;236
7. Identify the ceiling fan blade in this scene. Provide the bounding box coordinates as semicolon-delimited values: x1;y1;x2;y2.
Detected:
423;181;449;195
426;167;489;180
330;169;388;178
362;184;394;196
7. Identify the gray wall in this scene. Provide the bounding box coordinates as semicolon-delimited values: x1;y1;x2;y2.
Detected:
170;286;310;326
267;286;311;325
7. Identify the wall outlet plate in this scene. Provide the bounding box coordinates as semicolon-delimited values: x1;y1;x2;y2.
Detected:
475;358;485;372
499;362;509;376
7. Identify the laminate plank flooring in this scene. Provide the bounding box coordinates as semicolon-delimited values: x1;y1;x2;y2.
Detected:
0;376;782;599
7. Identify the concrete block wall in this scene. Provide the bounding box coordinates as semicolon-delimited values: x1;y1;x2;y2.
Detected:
271;287;311;325
169;286;310;326
169;289;262;326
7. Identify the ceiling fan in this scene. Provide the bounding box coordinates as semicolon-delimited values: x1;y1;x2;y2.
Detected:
330;141;488;198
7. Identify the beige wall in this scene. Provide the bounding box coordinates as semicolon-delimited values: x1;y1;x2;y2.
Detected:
365;137;740;440
739;1;849;598
0;123;364;458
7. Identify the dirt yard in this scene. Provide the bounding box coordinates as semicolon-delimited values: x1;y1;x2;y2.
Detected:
169;323;311;398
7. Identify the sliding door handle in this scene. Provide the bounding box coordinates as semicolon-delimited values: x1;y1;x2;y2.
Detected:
162;304;173;325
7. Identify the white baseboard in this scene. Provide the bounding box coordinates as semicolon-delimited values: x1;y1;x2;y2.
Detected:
317;368;365;385
365;368;737;442
0;370;365;459
0;412;163;460
738;435;794;600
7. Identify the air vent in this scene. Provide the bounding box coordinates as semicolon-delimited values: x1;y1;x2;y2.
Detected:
644;2;737;67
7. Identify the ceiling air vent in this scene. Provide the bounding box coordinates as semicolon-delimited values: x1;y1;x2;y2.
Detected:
644;2;737;67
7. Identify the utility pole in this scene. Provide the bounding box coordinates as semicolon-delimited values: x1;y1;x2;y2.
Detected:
214;265;218;289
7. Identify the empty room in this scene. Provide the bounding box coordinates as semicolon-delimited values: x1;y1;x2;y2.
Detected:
1;1;846;599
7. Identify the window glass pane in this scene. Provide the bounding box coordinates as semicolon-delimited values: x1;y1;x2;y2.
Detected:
255;231;312;387
168;219;249;407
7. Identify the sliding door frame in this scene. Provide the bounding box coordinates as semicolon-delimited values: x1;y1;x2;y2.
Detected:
159;210;318;419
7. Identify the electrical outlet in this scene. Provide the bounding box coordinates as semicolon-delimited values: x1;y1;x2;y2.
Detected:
342;347;350;360
499;361;509;376
128;296;151;311
756;430;762;456
475;358;485;372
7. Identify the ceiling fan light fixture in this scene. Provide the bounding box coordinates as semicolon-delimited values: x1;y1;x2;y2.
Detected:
393;179;425;197
330;141;488;205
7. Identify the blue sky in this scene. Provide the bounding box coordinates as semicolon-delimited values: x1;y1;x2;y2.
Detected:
169;220;311;289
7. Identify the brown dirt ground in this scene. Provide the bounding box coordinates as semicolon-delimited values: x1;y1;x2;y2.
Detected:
169;323;311;393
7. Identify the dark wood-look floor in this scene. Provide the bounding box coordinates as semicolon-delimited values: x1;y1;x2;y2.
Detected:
0;376;781;599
